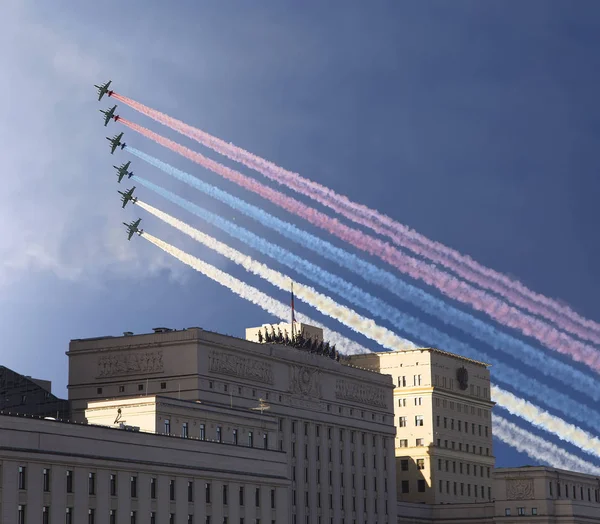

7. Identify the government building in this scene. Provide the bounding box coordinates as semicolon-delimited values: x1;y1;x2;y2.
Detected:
0;322;599;524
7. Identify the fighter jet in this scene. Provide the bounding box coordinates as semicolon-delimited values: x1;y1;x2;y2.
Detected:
114;161;133;183
107;132;126;154
123;218;143;240
94;80;113;101
100;105;118;126
118;186;138;208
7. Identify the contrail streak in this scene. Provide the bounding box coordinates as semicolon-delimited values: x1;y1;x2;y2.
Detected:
138;201;416;352
492;414;600;476
492;386;600;459
130;168;600;401
113;92;600;346
141;232;374;356
119;119;600;372
136;197;600;434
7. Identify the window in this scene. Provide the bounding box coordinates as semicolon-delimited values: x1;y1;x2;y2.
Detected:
223;485;229;505
248;431;254;447
399;439;408;447
18;505;25;524
271;488;276;509
216;426;222;442
110;510;116;524
517;507;525;516
89;508;96;524
66;507;73;524
43;468;50;492
532;508;537;515
239;486;245;505
398;376;406;387
401;480;409;493
150;514;156;524
131;511;137;524
43;506;50;524
205;482;211;503
414;397;422;406
200;424;206;440
416;458;425;470
110;474;117;496
399;416;407;427
416;438;424;446
233;429;238;445
164;419;171;434
66;470;73;493
97;387;103;394
418;479;426;492
263;433;268;449
415;415;424;426
151;477;157;499
89;472;96;495
188;480;194;502
182;422;188;438
130;476;137;498
398;398;406;407
18;466;26;490
504;509;511;516
255;487;261;507
138;384;143;391
170;479;175;501
119;385;125;393
161;382;166;389
413;374;421;386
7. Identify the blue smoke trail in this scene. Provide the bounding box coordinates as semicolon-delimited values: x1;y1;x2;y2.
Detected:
126;148;600;400
133;175;600;434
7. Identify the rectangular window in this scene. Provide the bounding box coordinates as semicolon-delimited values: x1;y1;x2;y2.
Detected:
401;459;409;471
233;429;238;445
399;416;407;427
150;513;156;524
151;477;157;499
248;431;254;447
170;479;175;501
239;486;245;505
164;419;170;434
416;438;423;446
398;376;406;387
18;505;25;524
205;482;211;503
110;474;117;496
414;396;422;406
89;472;96;495
66;470;73;493
131;511;137;524
532;508;537;515
200;424;205;440
182;422;188;438
417;479;426;492
43;468;50;492
263;433;268;449
415;415;424;426
505;508;511;516
401;480;409;493
43;506;49;524
216;426;222;442
66;508;73;524
188;480;193;502
255;487;261;507
88;508;96;524
417;459;425;470
399;439;408;447
223;485;229;505
130;476;137;498
110;510;116;524
517;507;525;516
18;466;26;490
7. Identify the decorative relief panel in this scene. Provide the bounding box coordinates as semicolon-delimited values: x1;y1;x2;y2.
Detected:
289;365;322;398
335;379;386;408
208;351;274;384
97;350;164;378
506;478;535;500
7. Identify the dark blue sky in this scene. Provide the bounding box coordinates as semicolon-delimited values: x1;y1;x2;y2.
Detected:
1;0;599;469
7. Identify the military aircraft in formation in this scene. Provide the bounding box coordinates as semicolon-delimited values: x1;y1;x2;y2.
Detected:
95;80;113;101
118;187;138;208
123;218;143;240
114;161;133;183
100;105;119;126
107;132;126;154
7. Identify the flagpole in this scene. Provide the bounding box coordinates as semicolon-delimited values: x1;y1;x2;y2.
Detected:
291;281;295;340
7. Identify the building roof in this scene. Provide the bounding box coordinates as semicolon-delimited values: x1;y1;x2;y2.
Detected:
363;347;490;368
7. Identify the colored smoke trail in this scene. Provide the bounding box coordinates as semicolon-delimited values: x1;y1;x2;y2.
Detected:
492;414;600;476
136;194;600;435
113;92;600;346
492;386;600;459
130;167;600;401
141;232;374;356
138;201;416;352
119;120;600;372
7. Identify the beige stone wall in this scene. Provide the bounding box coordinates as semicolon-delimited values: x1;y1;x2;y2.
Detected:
0;413;288;524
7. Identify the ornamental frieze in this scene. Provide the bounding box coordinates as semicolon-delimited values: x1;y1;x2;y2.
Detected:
335;379;386;408
506;478;535;500
97;350;164;378
208;351;274;385
289;365;322;398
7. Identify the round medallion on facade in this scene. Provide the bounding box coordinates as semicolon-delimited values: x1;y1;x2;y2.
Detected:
456;366;469;390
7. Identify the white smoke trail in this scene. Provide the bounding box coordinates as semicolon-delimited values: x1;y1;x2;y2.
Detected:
492;386;600;459
492;414;600;475
138;202;416;351
142;232;374;355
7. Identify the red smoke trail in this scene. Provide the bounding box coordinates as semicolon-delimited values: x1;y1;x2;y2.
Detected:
112;92;600;346
118;118;600;371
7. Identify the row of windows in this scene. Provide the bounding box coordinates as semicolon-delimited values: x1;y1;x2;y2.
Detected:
437;459;491;478
397;397;423;407
291;489;388;515
291;442;386;471
505;507;537;516
436;416;489;437
396;375;423;387
549;481;600;502
290;422;386;449
438;480;491;500
435;438;490;456
434;397;490;418
17;506;274;524
18;467;274;507
162;420;268;449
292;467;388;493
433;375;489;399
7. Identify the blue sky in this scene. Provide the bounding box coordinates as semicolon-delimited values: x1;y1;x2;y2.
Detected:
1;0;599;469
